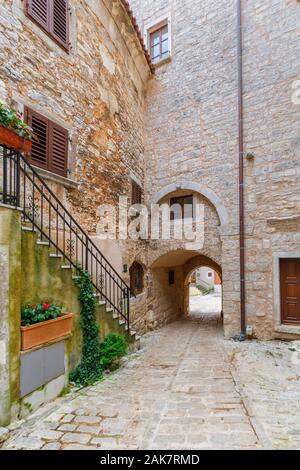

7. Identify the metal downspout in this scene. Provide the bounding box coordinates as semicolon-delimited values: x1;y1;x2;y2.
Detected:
237;0;246;341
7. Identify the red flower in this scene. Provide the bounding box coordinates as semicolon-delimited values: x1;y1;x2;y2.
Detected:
43;303;51;310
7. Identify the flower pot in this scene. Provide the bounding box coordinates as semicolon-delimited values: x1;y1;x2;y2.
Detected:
0;125;32;153
21;313;73;351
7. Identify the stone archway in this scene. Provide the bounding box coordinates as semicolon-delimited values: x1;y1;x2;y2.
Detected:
130;182;239;338
144;250;223;331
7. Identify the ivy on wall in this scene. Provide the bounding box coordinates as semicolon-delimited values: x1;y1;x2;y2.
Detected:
69;268;103;386
69;268;129;387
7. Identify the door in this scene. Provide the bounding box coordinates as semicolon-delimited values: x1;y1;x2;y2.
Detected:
280;258;300;325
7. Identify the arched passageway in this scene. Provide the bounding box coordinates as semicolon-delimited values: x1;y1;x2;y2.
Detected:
146;250;223;332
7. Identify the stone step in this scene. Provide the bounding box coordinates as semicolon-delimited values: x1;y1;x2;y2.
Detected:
37;240;50;246
61;265;73;270
22;225;37;232
49;254;63;259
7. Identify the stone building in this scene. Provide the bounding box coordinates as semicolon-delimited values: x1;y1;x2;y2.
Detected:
0;0;300;426
129;0;300;340
0;0;152;425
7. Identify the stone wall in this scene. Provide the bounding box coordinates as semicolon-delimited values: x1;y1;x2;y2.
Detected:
0;207;21;426
0;0;151;236
130;0;300;339
0;206;139;426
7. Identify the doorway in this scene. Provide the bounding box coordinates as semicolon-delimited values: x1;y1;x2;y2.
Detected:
188;267;222;319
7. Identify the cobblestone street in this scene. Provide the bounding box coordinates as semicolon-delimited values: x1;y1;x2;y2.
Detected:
2;312;300;450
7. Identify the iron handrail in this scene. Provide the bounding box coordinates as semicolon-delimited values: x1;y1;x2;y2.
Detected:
0;145;131;328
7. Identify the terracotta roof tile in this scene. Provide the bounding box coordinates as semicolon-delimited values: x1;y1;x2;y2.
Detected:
119;0;155;73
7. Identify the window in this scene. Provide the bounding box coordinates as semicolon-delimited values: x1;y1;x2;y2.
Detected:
25;107;69;177
208;272;213;278
130;262;144;296
170;195;194;220
132;180;142;205
26;0;70;51
150;24;169;63
169;270;175;285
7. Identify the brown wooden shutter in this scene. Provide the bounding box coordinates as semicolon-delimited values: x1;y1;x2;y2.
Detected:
132;180;142;205
25;107;49;170
280;259;300;325
52;0;69;49
26;0;69;51
49;121;68;177
26;0;50;30
25;107;68;177
130;263;144;296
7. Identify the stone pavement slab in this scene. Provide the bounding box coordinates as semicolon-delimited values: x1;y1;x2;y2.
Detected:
3;312;299;450
2;312;262;450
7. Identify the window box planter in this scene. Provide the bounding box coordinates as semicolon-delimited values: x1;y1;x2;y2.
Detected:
21;313;73;351
0;125;32;153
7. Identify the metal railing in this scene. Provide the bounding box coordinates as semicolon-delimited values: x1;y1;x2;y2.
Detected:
0;145;131;329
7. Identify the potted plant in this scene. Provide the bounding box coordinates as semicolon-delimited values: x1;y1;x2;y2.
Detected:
0;101;37;153
21;303;73;351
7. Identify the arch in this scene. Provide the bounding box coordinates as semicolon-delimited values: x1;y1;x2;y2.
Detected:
183;254;222;283
183;254;223;318
150;181;229;227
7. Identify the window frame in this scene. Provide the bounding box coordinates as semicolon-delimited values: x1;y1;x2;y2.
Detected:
24;106;69;178
145;14;172;66
130;262;144;297
170;194;194;221
131;179;142;206
25;0;70;52
150;24;169;63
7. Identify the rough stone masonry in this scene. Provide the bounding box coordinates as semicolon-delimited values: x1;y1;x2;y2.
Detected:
130;0;300;340
0;0;300;343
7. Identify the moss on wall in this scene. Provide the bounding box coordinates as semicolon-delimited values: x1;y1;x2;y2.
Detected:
0;207;21;425
0;207;137;426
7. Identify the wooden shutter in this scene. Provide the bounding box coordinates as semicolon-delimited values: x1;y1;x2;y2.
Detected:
49;121;68;177
132;180;142;205
26;0;49;30
280;259;300;325
25;107;68;177
52;0;69;49
130;263;144;295
26;0;69;51
25;108;49;170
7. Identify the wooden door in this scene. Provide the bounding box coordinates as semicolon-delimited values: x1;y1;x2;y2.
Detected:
280;258;300;325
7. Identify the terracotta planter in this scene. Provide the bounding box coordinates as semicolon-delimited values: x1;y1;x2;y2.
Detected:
21;313;73;351
0;125;32;153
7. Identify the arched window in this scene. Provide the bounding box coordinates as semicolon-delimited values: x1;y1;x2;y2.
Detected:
130;262;144;296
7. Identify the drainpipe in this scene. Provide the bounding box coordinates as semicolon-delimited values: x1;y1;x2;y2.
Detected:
237;0;246;341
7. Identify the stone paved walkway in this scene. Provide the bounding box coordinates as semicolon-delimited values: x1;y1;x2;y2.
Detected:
190;294;222;315
3;312;262;450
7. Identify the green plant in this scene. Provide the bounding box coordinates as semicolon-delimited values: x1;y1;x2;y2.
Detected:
21;303;64;326
100;333;128;372
69;268;103;387
0;101;37;141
